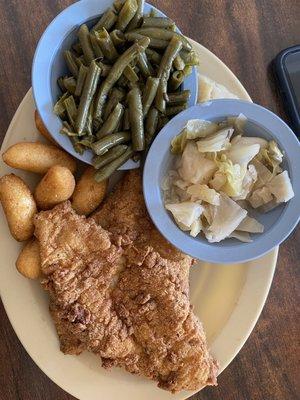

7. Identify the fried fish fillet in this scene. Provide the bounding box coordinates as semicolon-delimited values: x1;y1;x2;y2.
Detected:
34;171;218;393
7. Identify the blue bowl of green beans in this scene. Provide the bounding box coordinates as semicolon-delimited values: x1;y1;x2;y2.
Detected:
32;0;198;173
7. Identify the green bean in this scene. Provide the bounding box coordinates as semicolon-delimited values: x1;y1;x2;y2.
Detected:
142;76;159;118
94;147;134;182
91;131;131;155
103;87;125;120
149;8;157;17
117;74;129;88
75;64;88;97
58;77;66;93
155;36;183;113
71;136;85;154
97;61;111;77
60;125;78;137
93;144;128;169
127;87;144;151
157;115;169;131
183;65;193;76
151;35;182;63
96;103;124;138
145;48;161;64
136;51;154;77
123;108;130;130
180;50;199;66
116;0;138;31
85;99;95;136
173;55;185;71
128;81;140;90
115;114;123;132
63;77;77;95
90;32;104;58
72;42;83;56
166;104;187;116
75;61;101;135
125;32;169;48
110;30;126;47
93;37;150;125
78;24;95;64
126;0;145;30
71;134;94;149
64;95;77;126
169;70;185;90
142;16;174;29
123;65;139;82
131;28;192;51
64;50;79;78
96;28;119;62
167;90;190;105
145;38;169;49
92;9;117;32
54;92;69;117
145;106;159;144
113;0;123;13
74;55;87;68
73;136;94;149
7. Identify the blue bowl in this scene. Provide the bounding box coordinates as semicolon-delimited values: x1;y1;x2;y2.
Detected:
32;0;198;169
143;99;300;264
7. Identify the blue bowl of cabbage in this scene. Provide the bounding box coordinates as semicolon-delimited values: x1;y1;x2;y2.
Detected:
143;99;300;264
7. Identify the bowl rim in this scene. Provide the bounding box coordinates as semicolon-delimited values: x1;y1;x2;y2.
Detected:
143;98;300;264
31;0;198;168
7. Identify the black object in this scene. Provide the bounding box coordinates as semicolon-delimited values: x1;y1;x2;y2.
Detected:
274;45;300;136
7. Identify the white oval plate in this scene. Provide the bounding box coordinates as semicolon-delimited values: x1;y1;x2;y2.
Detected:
0;39;278;400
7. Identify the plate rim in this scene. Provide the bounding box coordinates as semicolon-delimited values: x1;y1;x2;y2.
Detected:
0;42;278;400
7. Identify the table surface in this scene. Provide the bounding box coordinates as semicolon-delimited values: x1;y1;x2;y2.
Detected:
0;1;299;399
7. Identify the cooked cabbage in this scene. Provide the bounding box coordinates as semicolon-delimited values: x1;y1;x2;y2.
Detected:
258;199;280;213
174;186;191;202
232;164;257;201
171;119;218;154
190;219;202;237
214;155;245;197
248;187;273;208
252;159;273;189
237;216;264;233
267;170;294;202
204;193;247;243
187;184;220;205
163;116;294;243
256;140;283;173
202;204;216;225
196;127;234;153
249;171;294;208
173;179;189;190
165;202;204;228
231;134;268;149
178;142;217;184
226;142;260;167
229;231;253;243
209;172;227;191
227;113;247;133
